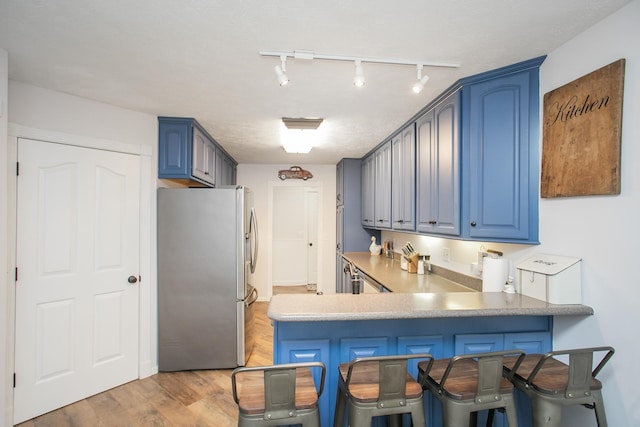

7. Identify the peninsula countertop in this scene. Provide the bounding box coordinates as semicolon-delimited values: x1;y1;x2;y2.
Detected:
267;292;594;322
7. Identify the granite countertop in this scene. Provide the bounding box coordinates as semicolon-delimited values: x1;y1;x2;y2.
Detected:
342;252;479;293
268;292;594;322
267;251;594;322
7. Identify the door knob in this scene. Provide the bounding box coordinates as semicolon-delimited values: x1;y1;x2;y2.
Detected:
128;275;138;284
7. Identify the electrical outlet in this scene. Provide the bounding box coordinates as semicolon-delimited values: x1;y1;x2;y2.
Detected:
442;247;450;262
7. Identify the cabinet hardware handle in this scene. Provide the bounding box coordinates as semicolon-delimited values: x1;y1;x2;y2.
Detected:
429;220;437;225
470;221;477;227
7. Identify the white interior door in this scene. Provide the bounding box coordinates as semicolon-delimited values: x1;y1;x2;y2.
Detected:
14;138;140;424
305;189;318;286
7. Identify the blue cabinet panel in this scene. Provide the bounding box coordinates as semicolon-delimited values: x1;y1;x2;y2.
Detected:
504;331;551;354
455;333;504;354
339;337;389;362
158;121;190;177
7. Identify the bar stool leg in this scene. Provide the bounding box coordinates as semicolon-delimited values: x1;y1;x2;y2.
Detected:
348;407;372;427
388;414;402;427
333;387;346;427
593;392;608;427
442;400;472;427
503;395;519;427
410;405;426;427
531;398;562;427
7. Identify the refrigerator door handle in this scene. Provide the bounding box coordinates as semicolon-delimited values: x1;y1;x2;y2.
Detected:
249;207;259;273
245;287;258;306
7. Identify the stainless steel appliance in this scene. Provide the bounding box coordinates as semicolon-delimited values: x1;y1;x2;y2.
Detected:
157;186;259;371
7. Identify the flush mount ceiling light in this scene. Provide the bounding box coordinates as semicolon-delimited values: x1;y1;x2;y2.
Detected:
353;60;365;87
412;64;430;94
260;49;459;93
273;55;289;86
281;117;324;154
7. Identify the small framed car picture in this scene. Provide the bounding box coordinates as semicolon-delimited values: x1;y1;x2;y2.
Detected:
278;166;313;180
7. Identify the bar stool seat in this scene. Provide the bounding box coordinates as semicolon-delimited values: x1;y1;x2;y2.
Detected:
502;346;614;427
418;350;525;427
333;353;432;427
231;362;325;427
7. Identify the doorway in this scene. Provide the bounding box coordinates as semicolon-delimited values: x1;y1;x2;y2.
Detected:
270;185;320;295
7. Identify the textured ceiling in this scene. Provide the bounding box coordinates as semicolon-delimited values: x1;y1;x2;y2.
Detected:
0;0;630;164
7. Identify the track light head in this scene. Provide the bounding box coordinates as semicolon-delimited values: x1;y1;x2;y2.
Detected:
275;55;289;86
274;65;289;86
412;64;429;93
353;60;365;87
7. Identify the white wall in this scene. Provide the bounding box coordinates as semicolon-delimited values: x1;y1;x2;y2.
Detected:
385;2;640;425
537;2;639;425
0;48;10;426
237;164;336;299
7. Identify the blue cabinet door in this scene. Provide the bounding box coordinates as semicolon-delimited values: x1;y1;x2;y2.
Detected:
464;68;539;242
158;120;191;178
361;155;376;227
416;91;460;235
392;125;416;231
374;141;392;229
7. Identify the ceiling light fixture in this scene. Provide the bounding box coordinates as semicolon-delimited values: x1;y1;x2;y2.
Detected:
353;60;365;87
412;64;430;94
281;117;324;154
274;55;289;86
260;49;459;90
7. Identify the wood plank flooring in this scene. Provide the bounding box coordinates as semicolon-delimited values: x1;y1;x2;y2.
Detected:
16;301;274;427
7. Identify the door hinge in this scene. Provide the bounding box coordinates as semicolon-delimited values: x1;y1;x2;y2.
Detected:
16;162;19;176
13;373;16;388
15;267;18;282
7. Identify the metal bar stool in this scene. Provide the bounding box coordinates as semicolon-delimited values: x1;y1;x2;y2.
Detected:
502;346;615;427
231;361;326;427
418;350;526;427
333;353;433;427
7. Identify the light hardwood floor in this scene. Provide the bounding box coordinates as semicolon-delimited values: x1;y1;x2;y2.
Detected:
17;301;274;427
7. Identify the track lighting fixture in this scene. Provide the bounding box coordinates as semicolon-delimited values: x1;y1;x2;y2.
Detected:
353;60;365;87
274;55;289;86
412;64;430;94
260;49;459;91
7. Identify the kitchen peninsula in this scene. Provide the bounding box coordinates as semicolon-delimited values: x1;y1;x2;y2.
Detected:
268;253;593;426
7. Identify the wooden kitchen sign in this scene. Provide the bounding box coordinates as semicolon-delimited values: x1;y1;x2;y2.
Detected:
541;59;625;198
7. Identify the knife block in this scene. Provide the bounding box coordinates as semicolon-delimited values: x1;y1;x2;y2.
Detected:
407;254;419;273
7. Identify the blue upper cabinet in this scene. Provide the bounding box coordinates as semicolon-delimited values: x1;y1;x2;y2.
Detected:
158;117;237;187
373;140;392;229
392;124;416;231
416;90;460;236
460;57;543;243
354;57;544;243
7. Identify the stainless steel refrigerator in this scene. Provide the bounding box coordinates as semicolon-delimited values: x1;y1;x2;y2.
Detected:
157;186;259;371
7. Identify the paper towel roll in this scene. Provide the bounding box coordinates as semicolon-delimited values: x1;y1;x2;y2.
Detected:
482;257;509;292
